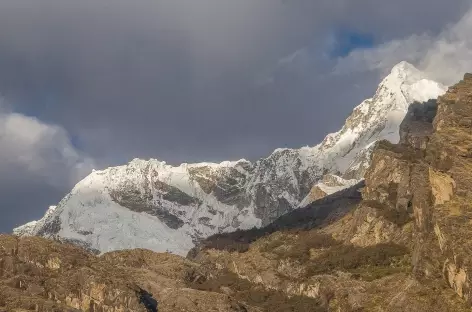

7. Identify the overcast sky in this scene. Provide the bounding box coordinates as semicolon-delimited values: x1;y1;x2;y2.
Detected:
1;0;472;232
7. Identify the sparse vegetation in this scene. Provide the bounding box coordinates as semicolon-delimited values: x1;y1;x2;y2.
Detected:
261;231;340;262
261;237;285;252
187;270;326;312
364;200;413;226
201;228;263;253
305;243;410;279
350;265;409;282
261;232;410;281
375;140;425;162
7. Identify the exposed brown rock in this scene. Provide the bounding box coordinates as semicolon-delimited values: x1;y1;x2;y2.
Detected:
187;73;472;311
400;99;438;149
0;235;258;312
303;185;328;203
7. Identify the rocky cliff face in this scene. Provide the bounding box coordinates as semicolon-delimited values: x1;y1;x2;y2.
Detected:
187;73;472;311
1;235;158;312
349;73;472;303
0;234;324;312
416;73;472;300
14;62;446;255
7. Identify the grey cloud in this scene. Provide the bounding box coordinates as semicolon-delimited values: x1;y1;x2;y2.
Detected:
0;178;64;233
0;99;93;231
0;0;470;232
0;105;93;185
334;4;472;85
421;8;472;85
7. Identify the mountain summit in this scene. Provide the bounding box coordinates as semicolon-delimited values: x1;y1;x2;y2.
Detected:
14;62;447;255
188;72;472;311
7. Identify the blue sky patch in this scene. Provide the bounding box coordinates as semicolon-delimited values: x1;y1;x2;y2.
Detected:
330;30;375;57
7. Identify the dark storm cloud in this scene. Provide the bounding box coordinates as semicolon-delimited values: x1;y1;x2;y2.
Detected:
0;0;468;162
0;170;65;231
0;0;470;232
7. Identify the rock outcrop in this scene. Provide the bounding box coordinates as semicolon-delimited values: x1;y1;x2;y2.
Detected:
187;73;472;311
0;234;326;312
349;73;472;301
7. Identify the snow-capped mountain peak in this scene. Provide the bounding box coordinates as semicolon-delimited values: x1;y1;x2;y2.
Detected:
391;60;423;78
15;62;447;255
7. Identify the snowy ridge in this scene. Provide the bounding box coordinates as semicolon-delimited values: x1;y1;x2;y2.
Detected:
13;206;57;237
15;62;447;255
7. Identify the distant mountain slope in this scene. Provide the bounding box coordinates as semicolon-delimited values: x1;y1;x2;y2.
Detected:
14;61;447;255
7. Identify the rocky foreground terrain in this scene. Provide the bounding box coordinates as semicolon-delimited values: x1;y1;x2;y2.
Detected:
2;73;472;311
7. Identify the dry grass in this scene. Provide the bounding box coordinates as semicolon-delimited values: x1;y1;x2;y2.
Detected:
305;243;410;279
186;270;326;312
261;231;339;263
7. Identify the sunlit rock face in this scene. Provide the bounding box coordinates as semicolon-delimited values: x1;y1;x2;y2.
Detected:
0;234;252;312
186;73;472;311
